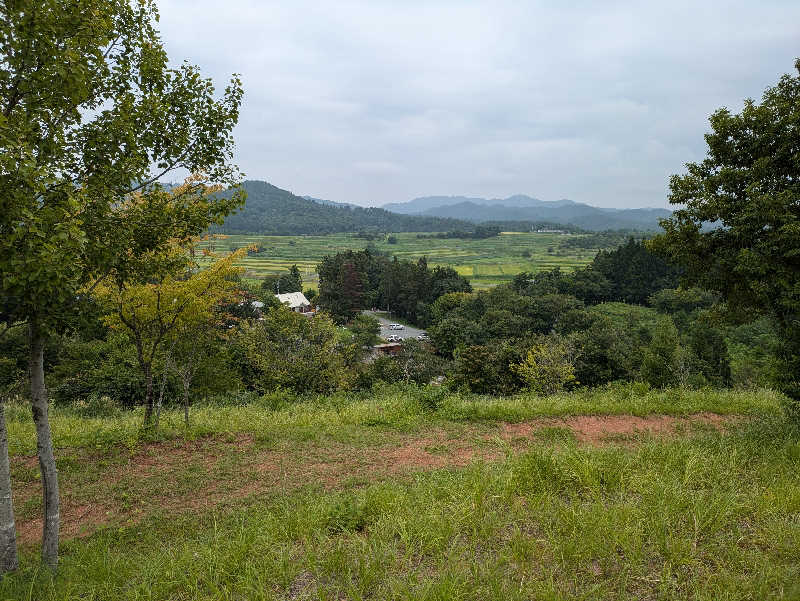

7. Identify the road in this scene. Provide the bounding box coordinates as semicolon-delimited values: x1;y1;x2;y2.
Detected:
363;311;427;341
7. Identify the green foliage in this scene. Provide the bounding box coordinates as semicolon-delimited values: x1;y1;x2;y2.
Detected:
726;318;781;388
651;59;800;404
451;341;528;395
512;337;576;395
640;318;681;388
393;339;447;386
49;334;147;408
235;306;346;395
0;1;244;335
649;287;717;314
566;314;637;387
592;238;680;305
317;250;471;325
686;316;732;387
349;314;381;348
260;265;303;294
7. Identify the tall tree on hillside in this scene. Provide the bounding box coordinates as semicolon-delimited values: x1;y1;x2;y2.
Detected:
650;59;800;406
0;0;243;567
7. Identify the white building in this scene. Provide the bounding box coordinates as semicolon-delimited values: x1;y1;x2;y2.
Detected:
275;292;313;313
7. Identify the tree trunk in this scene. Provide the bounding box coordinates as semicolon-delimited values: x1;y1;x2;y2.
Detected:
154;367;168;431
142;364;154;426
28;324;59;569
0;402;18;575
183;380;190;427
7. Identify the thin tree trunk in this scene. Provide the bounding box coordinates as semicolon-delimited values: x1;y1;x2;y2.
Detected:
28;324;59;569
154;367;168;431
0;402;18;574
142;364;154;426
182;381;190;427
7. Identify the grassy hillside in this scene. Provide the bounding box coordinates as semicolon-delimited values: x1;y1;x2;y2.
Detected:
3;385;798;599
197;231;611;289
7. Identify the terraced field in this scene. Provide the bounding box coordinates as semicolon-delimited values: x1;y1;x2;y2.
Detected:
197;232;605;288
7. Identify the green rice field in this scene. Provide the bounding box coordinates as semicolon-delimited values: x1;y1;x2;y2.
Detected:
197;232;606;288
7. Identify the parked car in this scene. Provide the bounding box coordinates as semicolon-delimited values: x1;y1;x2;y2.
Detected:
389;323;405;330
416;333;429;341
386;334;402;342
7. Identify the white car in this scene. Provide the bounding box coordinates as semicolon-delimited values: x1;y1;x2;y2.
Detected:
389;323;404;330
386;334;402;342
416;333;429;341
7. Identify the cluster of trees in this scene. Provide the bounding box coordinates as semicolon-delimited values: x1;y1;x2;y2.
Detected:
422;282;741;396
512;238;680;305
260;265;303;295
316;249;472;323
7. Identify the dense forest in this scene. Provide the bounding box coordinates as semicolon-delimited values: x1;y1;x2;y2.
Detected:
214;181;478;235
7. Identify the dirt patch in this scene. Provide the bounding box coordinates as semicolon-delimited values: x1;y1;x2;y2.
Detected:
11;413;735;545
502;412;732;445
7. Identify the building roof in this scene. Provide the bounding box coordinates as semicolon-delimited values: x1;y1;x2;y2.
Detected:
275;292;311;308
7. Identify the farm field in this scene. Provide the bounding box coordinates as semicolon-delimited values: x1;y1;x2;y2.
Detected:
196;232;605;288
3;385;798;600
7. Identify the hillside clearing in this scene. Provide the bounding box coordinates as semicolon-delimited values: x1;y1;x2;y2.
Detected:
12;412;733;546
2;386;798;600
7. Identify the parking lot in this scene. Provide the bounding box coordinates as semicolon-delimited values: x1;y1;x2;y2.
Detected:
363;311;427;341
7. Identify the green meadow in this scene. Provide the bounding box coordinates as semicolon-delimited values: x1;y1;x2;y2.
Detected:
197;232;604;288
3;385;799;600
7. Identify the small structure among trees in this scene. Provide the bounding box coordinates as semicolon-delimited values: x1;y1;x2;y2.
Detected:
275;292;313;313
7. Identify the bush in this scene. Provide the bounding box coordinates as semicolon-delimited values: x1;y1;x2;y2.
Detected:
512;337;576;395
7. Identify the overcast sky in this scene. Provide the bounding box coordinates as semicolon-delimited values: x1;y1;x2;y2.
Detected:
157;1;799;208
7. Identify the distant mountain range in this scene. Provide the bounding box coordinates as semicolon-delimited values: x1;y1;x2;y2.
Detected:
212;182;670;235
383;195;671;231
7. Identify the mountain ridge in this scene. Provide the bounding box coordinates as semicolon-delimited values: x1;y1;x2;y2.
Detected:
383;195;670;231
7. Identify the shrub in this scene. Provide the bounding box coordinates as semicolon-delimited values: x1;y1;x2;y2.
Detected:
512;337;576;395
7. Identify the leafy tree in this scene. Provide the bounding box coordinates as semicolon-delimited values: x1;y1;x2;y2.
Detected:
649;288;717;315
261;265;303;294
451;345;499;394
650;59;800;404
393;339;447;385
568;315;636;387
428;316;484;358
512;337;576;395
640;317;681;388
98;249;243;425
592;238;680;304
685;316;732;387
450;341;527;395
236;306;345;394
350;314;381;348
0;0;242;567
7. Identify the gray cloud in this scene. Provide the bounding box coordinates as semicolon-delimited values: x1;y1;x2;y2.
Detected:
157;0;799;207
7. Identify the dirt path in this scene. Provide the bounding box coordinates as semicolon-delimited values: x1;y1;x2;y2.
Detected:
12;412;733;545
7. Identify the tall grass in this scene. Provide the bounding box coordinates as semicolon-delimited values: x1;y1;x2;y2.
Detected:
5;384;784;456
3;415;798;600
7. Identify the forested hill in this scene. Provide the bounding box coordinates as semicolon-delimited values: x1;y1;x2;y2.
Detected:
213;181;476;235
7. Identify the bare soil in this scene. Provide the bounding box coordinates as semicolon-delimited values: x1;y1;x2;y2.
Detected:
11;413;735;545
